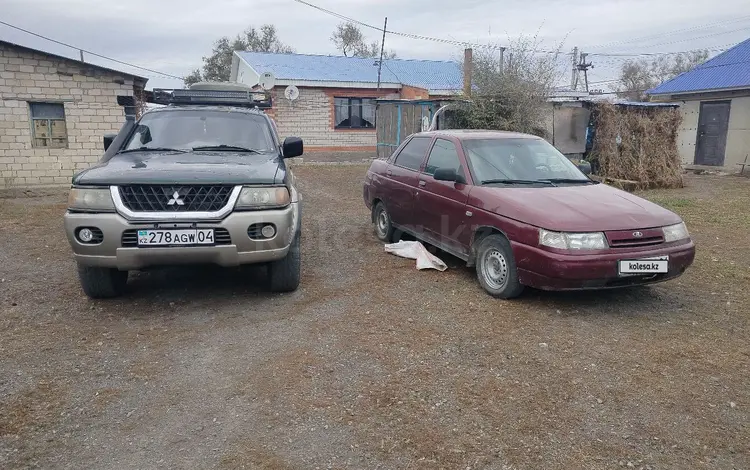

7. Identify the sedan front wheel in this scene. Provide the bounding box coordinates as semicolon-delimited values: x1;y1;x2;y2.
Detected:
475;234;524;299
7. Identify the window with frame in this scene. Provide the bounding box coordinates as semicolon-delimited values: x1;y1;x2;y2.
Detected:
30;102;68;148
394;137;431;171
425;138;461;175
334;97;376;129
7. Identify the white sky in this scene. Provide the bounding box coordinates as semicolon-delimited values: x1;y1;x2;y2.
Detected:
1;0;749;90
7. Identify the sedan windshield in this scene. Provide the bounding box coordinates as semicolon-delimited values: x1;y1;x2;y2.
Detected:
121;110;276;153
463;138;588;184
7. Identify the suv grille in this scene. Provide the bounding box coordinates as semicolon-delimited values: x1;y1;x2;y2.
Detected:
118;185;233;212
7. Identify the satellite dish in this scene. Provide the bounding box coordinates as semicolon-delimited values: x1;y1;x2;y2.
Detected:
284;85;300;101
259;72;276;91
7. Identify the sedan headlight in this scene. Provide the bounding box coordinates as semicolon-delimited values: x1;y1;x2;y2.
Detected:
663;222;689;242
539;229;608;250
235;186;290;210
68;188;115;211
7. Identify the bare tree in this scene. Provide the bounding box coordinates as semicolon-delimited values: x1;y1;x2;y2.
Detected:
330;22;396;59
452;36;566;137
617;50;709;100
185;25;294;86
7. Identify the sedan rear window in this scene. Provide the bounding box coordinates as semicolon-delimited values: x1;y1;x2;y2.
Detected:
123;110;275;153
394;137;431;171
463;138;586;183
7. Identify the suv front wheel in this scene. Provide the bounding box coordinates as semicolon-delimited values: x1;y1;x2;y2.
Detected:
77;264;128;298
268;232;301;292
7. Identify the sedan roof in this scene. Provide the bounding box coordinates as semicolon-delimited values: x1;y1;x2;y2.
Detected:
417;130;541;140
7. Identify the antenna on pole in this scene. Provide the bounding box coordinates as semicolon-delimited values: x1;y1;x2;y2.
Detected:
376;17;388;91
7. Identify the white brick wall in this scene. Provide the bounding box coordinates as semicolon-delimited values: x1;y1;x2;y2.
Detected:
269;87;376;149
0;43;139;188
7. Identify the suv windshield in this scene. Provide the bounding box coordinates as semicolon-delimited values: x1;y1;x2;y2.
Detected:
463;138;588;184
122;110;276;153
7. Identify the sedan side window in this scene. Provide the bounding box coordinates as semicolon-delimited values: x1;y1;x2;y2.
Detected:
425;138;460;175
394;137;432;171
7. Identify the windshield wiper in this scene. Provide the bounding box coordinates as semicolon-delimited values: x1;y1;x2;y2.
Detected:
192;145;262;153
481;179;556;186
542;178;595;184
117;147;188;154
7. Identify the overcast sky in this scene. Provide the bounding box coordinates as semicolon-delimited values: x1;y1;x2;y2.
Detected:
2;0;749;89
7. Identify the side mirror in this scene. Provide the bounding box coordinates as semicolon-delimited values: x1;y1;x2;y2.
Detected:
103;133;117;151
282;136;303;158
433;167;461;182
577;161;592;175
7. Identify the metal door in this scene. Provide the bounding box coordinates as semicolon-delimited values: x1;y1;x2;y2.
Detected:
695;101;731;166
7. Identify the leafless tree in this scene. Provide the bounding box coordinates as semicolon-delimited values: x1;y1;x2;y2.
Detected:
617;50;709;101
185;25;294;86
453;35;567;137
331;22;396;59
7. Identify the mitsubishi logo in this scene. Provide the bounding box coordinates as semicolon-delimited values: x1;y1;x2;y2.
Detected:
167;191;184;206
632;231;643;238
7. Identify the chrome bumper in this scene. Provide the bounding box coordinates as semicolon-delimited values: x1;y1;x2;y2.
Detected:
64;202;300;270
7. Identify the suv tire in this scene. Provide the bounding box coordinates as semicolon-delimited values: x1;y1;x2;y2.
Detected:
77;264;128;299
269;232;301;292
475;234;524;299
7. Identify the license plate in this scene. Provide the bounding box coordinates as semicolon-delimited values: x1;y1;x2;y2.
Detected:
137;229;214;246
618;256;669;275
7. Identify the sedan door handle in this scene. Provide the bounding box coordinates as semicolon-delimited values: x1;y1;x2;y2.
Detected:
418;180;426;187
386;170;393;176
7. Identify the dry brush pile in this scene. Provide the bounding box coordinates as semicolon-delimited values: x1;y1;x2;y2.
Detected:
590;103;683;189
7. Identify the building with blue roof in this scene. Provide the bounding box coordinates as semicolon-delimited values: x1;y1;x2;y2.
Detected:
229;51;463;154
648;38;750;171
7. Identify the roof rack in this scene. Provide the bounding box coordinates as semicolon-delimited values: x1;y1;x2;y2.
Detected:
151;88;272;108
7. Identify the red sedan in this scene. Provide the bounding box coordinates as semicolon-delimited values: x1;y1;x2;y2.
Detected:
363;130;695;298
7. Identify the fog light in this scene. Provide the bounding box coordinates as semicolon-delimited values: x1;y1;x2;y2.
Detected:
78;228;95;243
261;224;276;238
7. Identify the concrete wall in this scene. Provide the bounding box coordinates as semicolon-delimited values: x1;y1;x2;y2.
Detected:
0;43;137;188
674;94;750;171
267;86;396;152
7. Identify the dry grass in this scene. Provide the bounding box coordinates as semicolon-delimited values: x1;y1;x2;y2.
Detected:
591;103;684;189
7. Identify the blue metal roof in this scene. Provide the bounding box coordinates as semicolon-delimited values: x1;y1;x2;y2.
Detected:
236;52;462;92
648;37;750;95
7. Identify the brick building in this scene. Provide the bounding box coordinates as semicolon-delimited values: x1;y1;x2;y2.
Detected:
229;52;462;155
0;40;147;188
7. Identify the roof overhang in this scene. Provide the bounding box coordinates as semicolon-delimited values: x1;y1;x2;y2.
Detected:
649;85;750;98
270;78;402;89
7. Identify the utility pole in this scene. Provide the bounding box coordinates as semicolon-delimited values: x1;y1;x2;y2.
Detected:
499;47;506;75
571;47;579;90
376;17;388;91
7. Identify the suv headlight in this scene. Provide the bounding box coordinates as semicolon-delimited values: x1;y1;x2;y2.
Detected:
663;222;689;242
539;229;608;250
235;186;290;210
68;188;115;211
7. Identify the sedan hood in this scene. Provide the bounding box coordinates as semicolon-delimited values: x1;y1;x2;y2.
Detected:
73;151;285;186
470;183;682;231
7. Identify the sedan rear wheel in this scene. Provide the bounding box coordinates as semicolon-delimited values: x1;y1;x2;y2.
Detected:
373;202;395;242
475;234;524;299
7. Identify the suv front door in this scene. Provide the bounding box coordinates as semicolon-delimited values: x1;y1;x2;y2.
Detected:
383;136;433;232
414;137;472;258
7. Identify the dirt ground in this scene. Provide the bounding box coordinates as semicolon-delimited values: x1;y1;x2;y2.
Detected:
1;169;748;470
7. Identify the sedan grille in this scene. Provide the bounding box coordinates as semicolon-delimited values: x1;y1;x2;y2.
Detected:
606;228;664;248
118;185;234;212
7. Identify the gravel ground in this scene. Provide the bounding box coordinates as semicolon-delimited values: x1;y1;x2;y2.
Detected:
0;169;748;470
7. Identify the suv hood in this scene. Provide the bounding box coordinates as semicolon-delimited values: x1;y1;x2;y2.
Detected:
73;151;285;186
470;183;682;232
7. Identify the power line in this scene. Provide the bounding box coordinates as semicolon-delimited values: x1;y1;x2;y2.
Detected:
0;20;185;81
290;0;562;54
585;14;750;51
